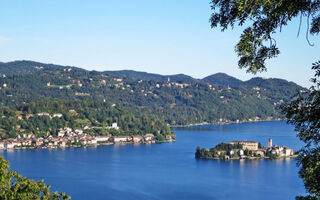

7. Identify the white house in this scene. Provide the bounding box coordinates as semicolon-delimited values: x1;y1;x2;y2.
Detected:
37;112;50;117
58;132;65;137
144;134;154;141
75;129;83;135
284;146;294;157
12;141;21;147
95;136;110;142
64;127;72;133
132;136;144;143
5;143;14;149
111;123;119;130
90;139;97;145
52;113;63;118
110;136;128;143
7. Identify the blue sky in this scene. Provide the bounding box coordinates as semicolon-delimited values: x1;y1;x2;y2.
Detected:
0;0;319;87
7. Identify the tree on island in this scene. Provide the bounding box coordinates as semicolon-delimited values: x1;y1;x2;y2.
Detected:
0;156;70;200
209;1;320;199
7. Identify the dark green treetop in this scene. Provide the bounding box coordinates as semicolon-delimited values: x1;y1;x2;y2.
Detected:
0;156;70;200
210;1;320;199
282;63;320;199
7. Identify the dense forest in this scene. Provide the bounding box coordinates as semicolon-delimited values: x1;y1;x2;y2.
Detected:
0;60;304;126
0;99;171;139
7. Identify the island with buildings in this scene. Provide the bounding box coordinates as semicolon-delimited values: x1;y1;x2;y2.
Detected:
195;139;297;160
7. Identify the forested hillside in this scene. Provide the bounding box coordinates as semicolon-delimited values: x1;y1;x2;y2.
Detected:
0;60;305;125
0;99;171;139
0;60;78;75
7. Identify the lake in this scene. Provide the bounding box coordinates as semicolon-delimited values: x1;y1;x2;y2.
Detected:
0;121;305;200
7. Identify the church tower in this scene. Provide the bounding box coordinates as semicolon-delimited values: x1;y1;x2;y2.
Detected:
268;138;272;148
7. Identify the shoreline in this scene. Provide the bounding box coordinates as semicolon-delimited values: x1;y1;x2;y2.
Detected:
0;138;176;151
196;154;298;161
170;119;284;128
0;131;176;151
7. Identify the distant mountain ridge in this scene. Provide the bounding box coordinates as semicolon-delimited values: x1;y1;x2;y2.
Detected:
0;60;80;75
103;70;196;83
0;60;303;90
202;73;243;87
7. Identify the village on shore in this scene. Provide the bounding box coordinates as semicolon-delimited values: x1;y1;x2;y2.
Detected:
195;138;297;160
0;123;175;150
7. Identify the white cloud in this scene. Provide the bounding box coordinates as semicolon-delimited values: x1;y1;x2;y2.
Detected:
0;36;10;44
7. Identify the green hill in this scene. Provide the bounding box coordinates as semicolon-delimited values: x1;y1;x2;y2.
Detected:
202;73;243;87
0;60;304;125
103;70;196;83
0;60;79;75
0;99;171;140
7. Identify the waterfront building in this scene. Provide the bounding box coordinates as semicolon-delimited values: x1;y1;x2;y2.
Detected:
132;136;144;143
253;150;265;157
144;134;154;141
95;136;110;142
230;141;259;150
110;136;128;143
5;142;14;149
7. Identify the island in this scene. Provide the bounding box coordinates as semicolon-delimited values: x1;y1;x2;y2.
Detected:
0;99;175;150
195;139;297;160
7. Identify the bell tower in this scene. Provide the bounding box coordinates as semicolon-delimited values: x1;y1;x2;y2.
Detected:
268;138;272;148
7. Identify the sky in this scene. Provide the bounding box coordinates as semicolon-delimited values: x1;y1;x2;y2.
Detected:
0;0;319;87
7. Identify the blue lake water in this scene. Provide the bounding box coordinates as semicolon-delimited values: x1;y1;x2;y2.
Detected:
1;121;305;200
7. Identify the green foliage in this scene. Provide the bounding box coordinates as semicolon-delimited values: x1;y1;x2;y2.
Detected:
0;156;70;200
195;143;243;159
282;64;320;199
210;1;319;198
0;60;77;75
195;146;201;158
0;61;302;126
244;150;252;156
103;70;196;83
210;0;320;73
214;142;243;151
0;99;171;139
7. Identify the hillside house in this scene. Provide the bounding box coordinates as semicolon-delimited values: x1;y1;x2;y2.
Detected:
52;113;63;118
